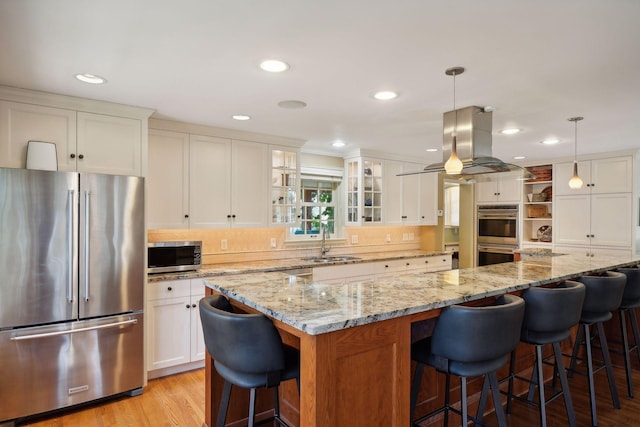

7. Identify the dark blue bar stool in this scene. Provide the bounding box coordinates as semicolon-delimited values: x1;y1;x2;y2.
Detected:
199;295;300;427
615;265;640;398
499;281;585;427
569;271;626;427
410;294;525;427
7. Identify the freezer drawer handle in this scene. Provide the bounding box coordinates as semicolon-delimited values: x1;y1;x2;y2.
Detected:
10;318;138;341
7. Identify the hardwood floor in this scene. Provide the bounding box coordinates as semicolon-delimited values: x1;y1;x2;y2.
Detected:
18;364;640;426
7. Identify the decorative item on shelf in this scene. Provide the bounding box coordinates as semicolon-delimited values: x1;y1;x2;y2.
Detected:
364;198;372;206
525;165;552;182
537;225;552;242
527;205;548;218
541;185;552;200
531;193;547;202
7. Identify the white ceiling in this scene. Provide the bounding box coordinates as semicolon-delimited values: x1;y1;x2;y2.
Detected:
1;0;639;166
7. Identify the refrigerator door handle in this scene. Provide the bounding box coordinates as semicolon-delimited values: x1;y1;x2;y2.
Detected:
67;189;75;303
83;190;90;302
10;318;138;341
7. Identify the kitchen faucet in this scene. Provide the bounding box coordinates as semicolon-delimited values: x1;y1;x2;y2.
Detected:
321;223;331;258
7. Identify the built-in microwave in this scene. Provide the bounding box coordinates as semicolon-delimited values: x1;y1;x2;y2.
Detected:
477;205;519;245
148;241;202;273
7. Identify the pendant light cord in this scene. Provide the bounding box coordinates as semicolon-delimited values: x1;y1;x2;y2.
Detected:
574;119;578;161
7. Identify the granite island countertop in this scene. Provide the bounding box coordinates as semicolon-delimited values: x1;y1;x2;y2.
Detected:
204;253;640;335
148;250;451;282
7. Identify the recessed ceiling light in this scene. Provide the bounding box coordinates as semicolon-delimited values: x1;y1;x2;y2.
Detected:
259;59;289;73
426;148;438;152
500;128;521;135
373;91;398;100
232;114;251;121
75;73;106;84
277;100;307;109
513;156;526;160
541;138;560;145
332;140;346;148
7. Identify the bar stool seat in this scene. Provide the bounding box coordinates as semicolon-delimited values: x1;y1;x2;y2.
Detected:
410;294;525;427
569;271;626;427
615;265;640;398
199;294;300;427
501;281;585;427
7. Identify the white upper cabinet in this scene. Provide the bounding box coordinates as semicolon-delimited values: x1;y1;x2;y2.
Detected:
0;88;151;176
419;172;438;225
148;130;270;229
346;158;383;225
147;129;190;229
554;156;632;196
230;139;269;228
0;101;76;169
475;171;522;203
189;134;232;228
72;112;142;175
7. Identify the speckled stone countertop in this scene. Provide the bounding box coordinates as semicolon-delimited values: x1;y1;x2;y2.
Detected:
203;253;640;336
147;250;451;282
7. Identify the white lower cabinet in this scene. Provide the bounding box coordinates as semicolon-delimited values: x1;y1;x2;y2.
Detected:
146;279;205;378
554;245;633;259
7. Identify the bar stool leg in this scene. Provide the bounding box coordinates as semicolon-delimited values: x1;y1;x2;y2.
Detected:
488;371;507;427
444;373;451;426
620;309;634;397
584;324;598;427
596;321;621;409
569;324;585;377
460;376;467;427
506;350;516;413
409;363;424;423
534;346;547;427
630;309;640;366
553;341;577;427
476;376;489;425
217;381;233;427
248;388;257;427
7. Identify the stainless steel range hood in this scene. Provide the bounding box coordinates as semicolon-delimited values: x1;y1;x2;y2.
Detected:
399;106;534;179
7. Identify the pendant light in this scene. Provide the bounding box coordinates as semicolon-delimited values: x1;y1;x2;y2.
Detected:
444;67;464;174
567;116;584;189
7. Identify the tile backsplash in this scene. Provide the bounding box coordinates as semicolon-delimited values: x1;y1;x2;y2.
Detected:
148;225;436;265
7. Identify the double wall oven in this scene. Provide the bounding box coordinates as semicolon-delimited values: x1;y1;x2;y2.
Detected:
477;205;519;266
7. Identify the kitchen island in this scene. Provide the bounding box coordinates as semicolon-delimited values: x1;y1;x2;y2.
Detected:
203;253;640;427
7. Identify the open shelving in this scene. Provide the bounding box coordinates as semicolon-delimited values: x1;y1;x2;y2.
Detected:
522;165;553;246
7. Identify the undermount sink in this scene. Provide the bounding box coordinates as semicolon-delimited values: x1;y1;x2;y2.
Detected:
302;256;361;263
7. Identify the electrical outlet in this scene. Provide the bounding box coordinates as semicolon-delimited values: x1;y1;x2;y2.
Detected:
386;234;391;243
351;234;358;244
437;209;444;217
270;237;277;248
221;239;228;250
409;233;414;240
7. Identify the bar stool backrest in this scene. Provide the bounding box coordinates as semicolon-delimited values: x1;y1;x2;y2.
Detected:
199;295;286;379
431;294;525;364
577;271;626;314
616;266;640;306
521;281;585;333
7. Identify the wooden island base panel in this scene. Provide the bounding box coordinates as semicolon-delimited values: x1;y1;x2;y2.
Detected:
203;253;640;427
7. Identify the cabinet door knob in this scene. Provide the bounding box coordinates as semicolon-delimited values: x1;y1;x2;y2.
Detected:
167;287;172;291
184;214;189;218
406;262;410;266
70;153;76;159
231;214;236;219
191;304;196;308
424;260;429;264
227;214;232;219
78;154;84;159
186;304;191;309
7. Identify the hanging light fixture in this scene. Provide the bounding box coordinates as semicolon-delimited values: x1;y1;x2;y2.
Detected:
444;67;464;174
567;116;584;189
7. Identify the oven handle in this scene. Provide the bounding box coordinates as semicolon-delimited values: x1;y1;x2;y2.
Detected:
478;214;518;220
478;245;517;255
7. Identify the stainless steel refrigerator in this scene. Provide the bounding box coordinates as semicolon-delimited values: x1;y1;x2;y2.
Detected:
0;167;145;424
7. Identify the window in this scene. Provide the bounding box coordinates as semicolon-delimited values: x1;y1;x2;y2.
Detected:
289;178;340;239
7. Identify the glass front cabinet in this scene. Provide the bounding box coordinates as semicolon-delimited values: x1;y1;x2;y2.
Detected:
270;147;299;226
346;157;383;225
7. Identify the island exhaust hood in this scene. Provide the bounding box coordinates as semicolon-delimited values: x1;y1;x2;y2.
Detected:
398;105;534;179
